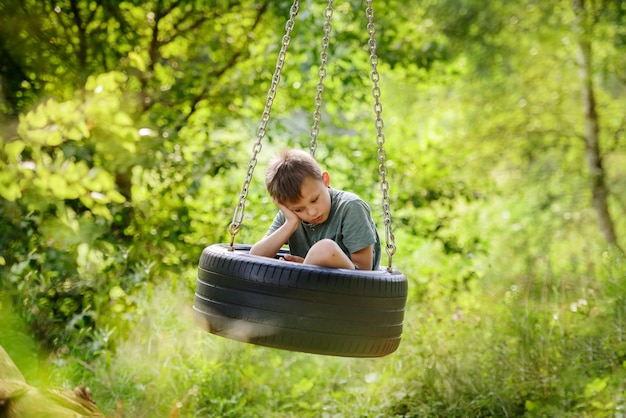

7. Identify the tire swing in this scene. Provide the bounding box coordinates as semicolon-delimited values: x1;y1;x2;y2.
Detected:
193;0;408;358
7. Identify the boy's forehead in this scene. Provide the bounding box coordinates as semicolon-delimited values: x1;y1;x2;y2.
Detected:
286;177;323;205
300;176;324;191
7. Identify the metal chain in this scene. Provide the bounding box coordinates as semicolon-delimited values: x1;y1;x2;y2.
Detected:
228;0;300;249
309;0;334;157
366;0;396;271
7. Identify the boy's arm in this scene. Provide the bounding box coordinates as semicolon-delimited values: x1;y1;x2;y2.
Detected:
350;245;374;271
249;203;300;258
249;221;298;258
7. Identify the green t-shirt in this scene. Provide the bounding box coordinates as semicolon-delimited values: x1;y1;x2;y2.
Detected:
267;188;381;270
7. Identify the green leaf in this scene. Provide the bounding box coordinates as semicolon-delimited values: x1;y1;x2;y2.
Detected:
79;194;94;208
65;124;90;141
91;204;112;220
47;174;69;197
83;168;115;192
128;51;147;72
0;171;21;201
63;160;89;183
4;140;25;161
525;400;537;411
584;377;608;398
109;285;127;300
107;190;127;204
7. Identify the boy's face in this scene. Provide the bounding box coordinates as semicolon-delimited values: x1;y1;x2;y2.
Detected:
283;173;331;225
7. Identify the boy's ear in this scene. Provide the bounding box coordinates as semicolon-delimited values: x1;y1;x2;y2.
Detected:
322;171;330;187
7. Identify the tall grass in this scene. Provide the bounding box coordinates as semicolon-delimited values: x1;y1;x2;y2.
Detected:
3;192;625;417
49;281;412;417
19;240;617;417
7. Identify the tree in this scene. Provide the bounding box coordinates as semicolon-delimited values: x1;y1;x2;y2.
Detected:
572;0;623;252
0;0;286;352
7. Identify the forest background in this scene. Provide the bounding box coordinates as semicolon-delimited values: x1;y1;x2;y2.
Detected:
0;0;625;416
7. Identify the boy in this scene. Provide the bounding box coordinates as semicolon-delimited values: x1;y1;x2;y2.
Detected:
250;148;381;270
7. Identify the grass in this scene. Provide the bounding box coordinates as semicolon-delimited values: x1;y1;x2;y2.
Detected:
2;243;625;417
0;292;52;387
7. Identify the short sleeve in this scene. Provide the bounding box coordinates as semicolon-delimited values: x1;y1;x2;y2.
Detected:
339;200;378;254
267;211;286;236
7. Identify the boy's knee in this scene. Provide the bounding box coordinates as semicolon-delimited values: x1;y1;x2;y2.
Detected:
311;239;341;253
305;239;353;269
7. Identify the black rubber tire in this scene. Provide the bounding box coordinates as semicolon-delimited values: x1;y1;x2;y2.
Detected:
192;244;408;357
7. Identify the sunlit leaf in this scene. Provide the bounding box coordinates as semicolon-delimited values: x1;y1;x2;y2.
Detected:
584;377;608;398
0;171;21;201
128;51;147;72
90;204;112;220
109;286;127;300
108;190;127;204
47;173;68;197
4;140;25;161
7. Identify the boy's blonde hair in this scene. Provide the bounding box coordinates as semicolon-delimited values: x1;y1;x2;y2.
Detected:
266;149;322;203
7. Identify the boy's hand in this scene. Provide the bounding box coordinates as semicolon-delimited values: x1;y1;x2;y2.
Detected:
250;199;300;259
275;201;300;224
279;254;305;263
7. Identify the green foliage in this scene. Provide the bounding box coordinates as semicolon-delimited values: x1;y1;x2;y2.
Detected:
0;0;625;416
17;249;620;417
380;249;626;417
0;292;48;385
2;72;133;213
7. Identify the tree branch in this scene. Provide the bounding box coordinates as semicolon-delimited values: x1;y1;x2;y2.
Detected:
176;1;271;126
69;0;88;70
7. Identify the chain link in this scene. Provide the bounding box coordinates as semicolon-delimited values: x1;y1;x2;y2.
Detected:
309;0;334;157
228;0;300;249
366;0;396;271
228;0;397;266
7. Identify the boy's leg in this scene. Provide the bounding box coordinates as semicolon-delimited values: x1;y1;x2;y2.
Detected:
303;239;355;269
